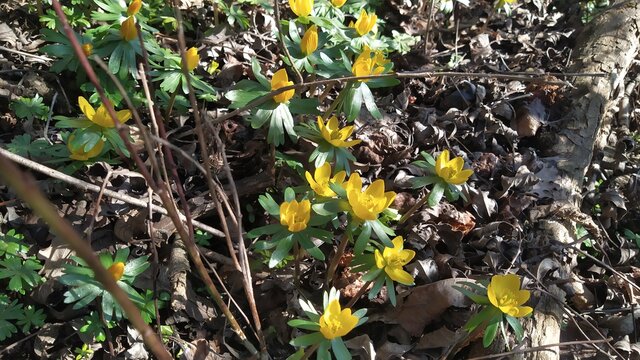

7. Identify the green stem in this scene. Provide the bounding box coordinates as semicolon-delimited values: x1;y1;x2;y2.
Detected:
294;241;301;288
322;81;353;119
398;192;429;224
325;232;350;287
164;87;179;122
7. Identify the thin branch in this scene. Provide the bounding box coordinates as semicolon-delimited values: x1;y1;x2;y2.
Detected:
466;338;614;360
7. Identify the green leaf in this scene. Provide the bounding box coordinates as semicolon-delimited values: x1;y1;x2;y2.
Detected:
251;57;270;89
386;277;397;306
16;305;46;333
269;235;294;268
368;275;385;300
369;220;393;247
345;85;363;122
269;103;296;146
428;182;446;207
409;176;440;188
483;321;499;348
247;224;283;238
298;236;325;261
290;332;325;347
354;223;372;255
0;257;43;294
258;193;281;216
287;319;320;331
289;98;320;115
359;83;382;120
452;285;490;305
331;338;352;360
0;320;17;341
505;315;525;341
124;255;150;279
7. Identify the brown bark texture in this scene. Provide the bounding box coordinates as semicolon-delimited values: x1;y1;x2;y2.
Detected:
521;1;640;359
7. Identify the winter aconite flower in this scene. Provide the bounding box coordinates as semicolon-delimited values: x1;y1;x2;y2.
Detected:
107;262;125;281
82;43;93;57
319;299;359;340
318;116;362;148
127;0;142;16
345;173;395;221
67;134;104;161
280;199;311;233
305;162;346;198
435;150;473;185
300;25;318;56
352;47;388;80
271;69;295;104
120;16;137;42
289;0;313;17
375;236;415;285
487;274;533;318
350;9;377;36
184;47;199;71
331;0;347;7
78;96;132;128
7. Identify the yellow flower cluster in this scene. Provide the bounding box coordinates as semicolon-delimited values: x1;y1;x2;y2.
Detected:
78;96;132;128
435;150;473;185
319;299;358;340
374;236;415;285
289;0;313;17
107;262;126;281
317;116;362;148
487;274;532;318
271;69;295;104
67;135;105;161
280;199;311;232
300;25;318;56
305;162;346;198
345;173;395;221
350;9;377;36
184;47;200;72
351;46;388;80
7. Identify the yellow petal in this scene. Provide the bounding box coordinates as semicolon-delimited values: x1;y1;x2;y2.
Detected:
515;289;531;305
108;262;125;281
385;266;414;285
116;110;132;124
333;171;346;184
391;236;404;250
512;306;533;317
78;96;95;120
271;69;289;88
305;171;318;188
326;299;341;315
398;249;416;265
93;104;114;128
436;150;449;173
384;191;396;209
374;249;385;269
316;162;331;182
448;169;474;185
449;157;465;172
487;282;499;308
365;179;386;198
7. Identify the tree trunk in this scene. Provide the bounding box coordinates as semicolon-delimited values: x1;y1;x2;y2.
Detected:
522;2;640;359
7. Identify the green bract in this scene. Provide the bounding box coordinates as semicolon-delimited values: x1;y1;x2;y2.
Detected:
248;188;333;268
287;288;367;360
59;247;150;321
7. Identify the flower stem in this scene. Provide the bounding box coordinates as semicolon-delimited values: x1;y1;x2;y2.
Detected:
398;191;430;224
164;87;178;123
322;81;353;119
301;343;320;360
325;232;350;287
346;280;373;308
294;241;301;288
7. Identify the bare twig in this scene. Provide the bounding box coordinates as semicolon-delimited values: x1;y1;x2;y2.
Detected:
466;338;614;360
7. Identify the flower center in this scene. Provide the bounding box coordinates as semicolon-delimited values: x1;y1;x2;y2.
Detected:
497;291;519;307
324;314;344;336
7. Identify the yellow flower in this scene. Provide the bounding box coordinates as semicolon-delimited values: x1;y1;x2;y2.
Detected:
120;16;137;42
280;199;311;232
81;43;93;57
185;47;200;71
107;262;126;281
300;25;318;56
331;0;347;7
271;69;295;104
127;0;142;16
319;299;358;340
305;162;346;198
345;173;395;221
67;134;105;161
350;9;377;36
435;150;474;185
351;47;388;81
374;236;415;285
78;96;132;128
289;0;313;17
317;116;362;148
487;274;533;318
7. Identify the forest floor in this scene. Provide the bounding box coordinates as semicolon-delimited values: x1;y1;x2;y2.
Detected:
0;0;640;359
